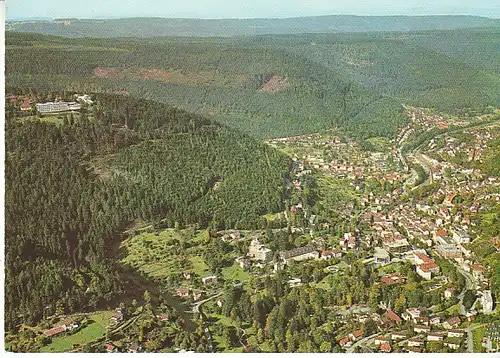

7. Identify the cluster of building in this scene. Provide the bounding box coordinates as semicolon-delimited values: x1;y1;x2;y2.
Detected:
338;305;471;352
42;319;80;338
7;93;94;114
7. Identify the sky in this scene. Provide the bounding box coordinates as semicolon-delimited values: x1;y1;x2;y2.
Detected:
6;0;500;20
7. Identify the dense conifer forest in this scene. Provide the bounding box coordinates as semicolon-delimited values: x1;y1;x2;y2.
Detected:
5;92;290;330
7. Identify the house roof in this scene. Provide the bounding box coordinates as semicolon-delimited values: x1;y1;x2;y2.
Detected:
43;326;65;337
435;228;448;237
352;330;362;338
428;333;445;337
445;193;456;202
471;264;486;273
391;332;407;338
104;343;115;352
111;312;122;319
380;342;392;352
414;325;430;330
419;262;439;272
414;252;433;264
279;244;317;260
156;314;169;321
446;317;461;325
339;337;350;345
385;309;402;324
381;273;406;286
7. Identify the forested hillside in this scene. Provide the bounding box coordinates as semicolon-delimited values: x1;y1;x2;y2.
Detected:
6;28;500;139
6;15;499;38
4;92;290;330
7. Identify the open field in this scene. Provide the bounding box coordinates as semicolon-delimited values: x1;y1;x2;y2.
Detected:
121;229;209;280
40;311;113;353
16;114;95;126
221;264;250;283
473;326;487;353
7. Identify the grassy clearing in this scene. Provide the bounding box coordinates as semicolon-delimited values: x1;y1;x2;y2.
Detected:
221;264;250;283
316;174;357;204
17;114;96;127
189;256;211;277
262;212;285;222
446;304;461;315
121;230;185;279
315;275;331;290
40;311;113;353
473;326;486;353
366;137;392;152
121;229;212;280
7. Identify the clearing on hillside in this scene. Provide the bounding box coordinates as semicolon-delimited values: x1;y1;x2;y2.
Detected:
258;75;288;93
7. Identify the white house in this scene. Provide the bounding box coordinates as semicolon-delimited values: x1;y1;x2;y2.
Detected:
453;229;471;244
202;275;217;285
407;338;424;347
447;330;464;338
374;247;391;265
427;333;445;341
374;336;390;345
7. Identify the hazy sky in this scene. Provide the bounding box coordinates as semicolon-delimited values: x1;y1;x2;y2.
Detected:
7;0;500;20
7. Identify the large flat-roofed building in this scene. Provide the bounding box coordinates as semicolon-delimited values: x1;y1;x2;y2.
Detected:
279;244;319;264
36;101;81;113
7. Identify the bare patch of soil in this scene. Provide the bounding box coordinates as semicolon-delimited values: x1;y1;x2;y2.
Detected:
138;68;171;80
94;67;121;78
258;75;289;93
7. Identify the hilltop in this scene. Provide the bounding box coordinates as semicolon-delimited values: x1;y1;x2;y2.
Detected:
6;28;500;139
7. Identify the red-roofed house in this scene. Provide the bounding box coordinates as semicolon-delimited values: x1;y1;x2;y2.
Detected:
321;250;334;259
417;262;439;280
20;98;31;111
380;342;392;353
471;264;486;279
175;288;190;297
43;326;65;337
349;330;363;341
104;343;116;353
156;314;170;321
414;252;433;265
447;330;465;338
443;317;461;330
110;312;123;324
339;337;351;347
384;309;402;325
407;337;424;347
444;287;456;299
381;273;406;286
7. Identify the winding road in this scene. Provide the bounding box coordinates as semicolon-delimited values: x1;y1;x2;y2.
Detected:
346;333;379;353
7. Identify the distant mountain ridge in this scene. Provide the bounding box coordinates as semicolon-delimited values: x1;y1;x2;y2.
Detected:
6;15;500;37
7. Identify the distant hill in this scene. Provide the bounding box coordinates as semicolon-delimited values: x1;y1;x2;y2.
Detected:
6;28;500;139
6;15;500;38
